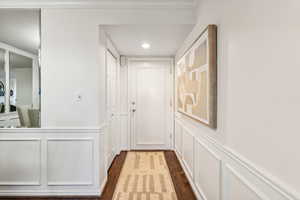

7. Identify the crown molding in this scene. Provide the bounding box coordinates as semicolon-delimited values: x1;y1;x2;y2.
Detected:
0;0;197;9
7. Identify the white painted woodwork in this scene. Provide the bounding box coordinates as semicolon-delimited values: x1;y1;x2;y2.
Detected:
194;139;221;200
105;45;121;168
47;139;94;186
0;127;105;196
225;165;267;200
129;59;172;150
106;50;117;167
182;128;194;177
174;118;298;200
174;121;182;156
0;139;41;185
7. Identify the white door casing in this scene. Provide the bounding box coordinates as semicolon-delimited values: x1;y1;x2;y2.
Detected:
128;59;174;150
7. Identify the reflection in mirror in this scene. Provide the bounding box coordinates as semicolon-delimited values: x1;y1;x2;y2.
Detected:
0;49;5;113
0;9;40;128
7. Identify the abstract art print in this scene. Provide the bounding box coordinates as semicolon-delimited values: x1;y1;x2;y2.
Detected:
176;25;217;128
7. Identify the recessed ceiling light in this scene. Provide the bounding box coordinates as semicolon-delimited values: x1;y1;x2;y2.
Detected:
142;43;150;49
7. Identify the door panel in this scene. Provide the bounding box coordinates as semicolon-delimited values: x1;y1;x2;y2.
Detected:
129;60;172;150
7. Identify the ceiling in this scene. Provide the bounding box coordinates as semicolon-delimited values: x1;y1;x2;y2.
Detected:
103;24;194;56
0;9;40;54
0;0;197;9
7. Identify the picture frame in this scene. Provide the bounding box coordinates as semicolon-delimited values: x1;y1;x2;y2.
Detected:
176;24;217;129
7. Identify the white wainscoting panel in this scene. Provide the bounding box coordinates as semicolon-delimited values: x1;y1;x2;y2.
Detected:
0;139;41;186
175;121;182;157
224;164;267;200
120;113;128;150
182;128;194;178
0;127;105;196
194;139;221;200
174;116;299;200
47;139;94;186
98;131;106;194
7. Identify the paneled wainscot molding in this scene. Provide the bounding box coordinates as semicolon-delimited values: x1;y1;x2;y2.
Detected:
0;126;106;196
174;117;300;200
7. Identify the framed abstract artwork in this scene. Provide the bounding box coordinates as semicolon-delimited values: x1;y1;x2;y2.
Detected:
176;25;217;128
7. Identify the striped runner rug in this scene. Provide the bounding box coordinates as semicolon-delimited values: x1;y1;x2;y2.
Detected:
112;151;178;200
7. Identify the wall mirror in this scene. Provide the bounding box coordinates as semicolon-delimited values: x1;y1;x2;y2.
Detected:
0;9;40;128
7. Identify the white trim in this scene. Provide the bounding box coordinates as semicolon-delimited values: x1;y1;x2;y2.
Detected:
194;135;221;162
0;125;107;134
174;149;204;200
0;1;196;9
46;138;95;186
99;175;108;195
47;182;93;186
224;147;299;200
0;138;42;186
194;138;222;200
0;190;100;196
0;42;37;59
181;128;194;178
47;138;94;141
225;164;269;200
175;117;300;200
0;182;41;186
0;127;103;197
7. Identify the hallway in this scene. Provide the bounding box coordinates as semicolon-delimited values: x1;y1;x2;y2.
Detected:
101;151;196;200
0;0;299;199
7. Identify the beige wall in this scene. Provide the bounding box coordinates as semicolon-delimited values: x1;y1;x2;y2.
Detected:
176;0;300;194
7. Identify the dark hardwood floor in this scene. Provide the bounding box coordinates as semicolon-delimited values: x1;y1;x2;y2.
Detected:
0;151;196;200
164;151;197;200
100;151;127;200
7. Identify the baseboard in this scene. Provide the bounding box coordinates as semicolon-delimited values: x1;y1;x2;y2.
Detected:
0;190;100;196
174;149;204;200
99;175;108;195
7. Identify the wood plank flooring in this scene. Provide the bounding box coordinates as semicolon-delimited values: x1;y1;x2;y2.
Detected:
100;151;127;200
164;151;197;200
0;151;196;200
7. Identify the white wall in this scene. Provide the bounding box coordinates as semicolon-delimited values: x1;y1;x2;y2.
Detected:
175;0;300;199
41;8;195;128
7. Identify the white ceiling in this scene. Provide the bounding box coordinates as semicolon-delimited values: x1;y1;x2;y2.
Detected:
0;9;40;54
103;24;194;56
0;0;197;9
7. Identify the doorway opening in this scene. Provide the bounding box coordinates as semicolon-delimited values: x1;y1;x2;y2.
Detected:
100;24;194;162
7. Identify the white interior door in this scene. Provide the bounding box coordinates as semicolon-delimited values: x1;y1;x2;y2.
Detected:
129;60;173;150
